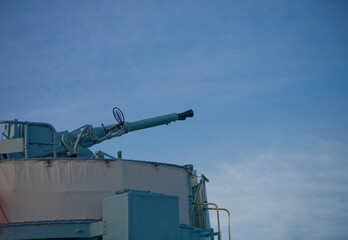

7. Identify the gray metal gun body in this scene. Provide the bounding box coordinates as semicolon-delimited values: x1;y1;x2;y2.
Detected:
0;110;193;160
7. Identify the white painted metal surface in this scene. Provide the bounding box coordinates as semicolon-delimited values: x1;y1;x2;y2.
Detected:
0;159;190;225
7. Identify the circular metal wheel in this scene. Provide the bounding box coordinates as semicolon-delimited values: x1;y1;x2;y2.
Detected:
113;107;125;124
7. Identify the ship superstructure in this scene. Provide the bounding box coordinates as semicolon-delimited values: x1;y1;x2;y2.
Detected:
0;108;230;240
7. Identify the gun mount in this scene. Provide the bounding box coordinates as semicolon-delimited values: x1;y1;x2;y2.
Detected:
0;107;232;240
0;108;194;160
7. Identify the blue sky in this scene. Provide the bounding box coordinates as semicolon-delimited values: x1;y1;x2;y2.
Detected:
1;1;348;239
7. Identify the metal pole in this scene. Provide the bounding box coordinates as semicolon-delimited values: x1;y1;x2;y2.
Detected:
24;123;28;159
53;129;56;158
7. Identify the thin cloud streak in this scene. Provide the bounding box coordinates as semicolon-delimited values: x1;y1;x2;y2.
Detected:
206;138;348;240
0;1;347;240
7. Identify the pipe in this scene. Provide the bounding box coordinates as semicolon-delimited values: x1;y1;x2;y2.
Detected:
73;125;90;154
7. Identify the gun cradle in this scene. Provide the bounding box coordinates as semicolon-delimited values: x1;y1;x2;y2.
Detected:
0;109;194;160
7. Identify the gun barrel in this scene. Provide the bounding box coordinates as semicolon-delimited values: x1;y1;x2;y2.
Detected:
125;109;194;133
84;109;194;148
125;113;177;132
178;110;194;120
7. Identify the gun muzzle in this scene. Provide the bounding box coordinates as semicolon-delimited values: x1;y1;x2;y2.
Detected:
178;110;194;120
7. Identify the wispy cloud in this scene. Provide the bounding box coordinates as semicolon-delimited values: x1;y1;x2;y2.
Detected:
206;137;348;240
0;2;347;239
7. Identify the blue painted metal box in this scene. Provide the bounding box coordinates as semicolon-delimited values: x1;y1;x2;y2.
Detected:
103;190;179;240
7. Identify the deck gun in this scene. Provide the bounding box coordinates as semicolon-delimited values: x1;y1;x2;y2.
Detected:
0;108;194;160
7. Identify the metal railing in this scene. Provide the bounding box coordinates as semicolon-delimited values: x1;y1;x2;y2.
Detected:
205;207;231;240
194;202;222;240
0;120;57;159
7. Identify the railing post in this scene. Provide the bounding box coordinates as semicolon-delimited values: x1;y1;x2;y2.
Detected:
24;123;28;159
